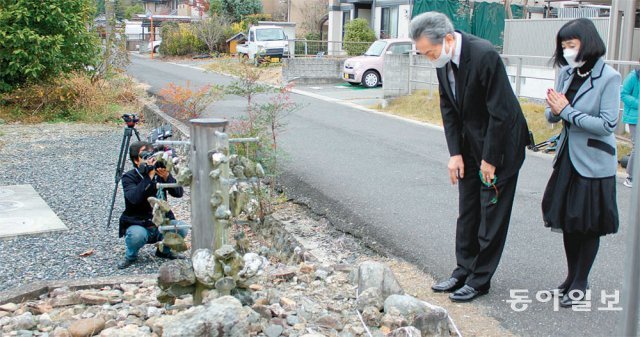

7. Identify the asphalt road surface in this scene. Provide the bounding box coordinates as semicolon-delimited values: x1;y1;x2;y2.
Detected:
127;55;635;337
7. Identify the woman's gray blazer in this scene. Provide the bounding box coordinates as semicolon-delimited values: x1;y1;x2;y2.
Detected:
545;58;621;178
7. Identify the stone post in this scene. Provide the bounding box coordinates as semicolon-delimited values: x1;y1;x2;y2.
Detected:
189;118;229;254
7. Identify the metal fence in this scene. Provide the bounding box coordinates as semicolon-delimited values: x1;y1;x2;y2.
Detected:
405;53;640;99
503;18;610;67
287;39;373;59
401;53;639;135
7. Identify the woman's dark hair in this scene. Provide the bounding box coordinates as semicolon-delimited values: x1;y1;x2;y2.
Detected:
129;141;153;164
552;18;606;68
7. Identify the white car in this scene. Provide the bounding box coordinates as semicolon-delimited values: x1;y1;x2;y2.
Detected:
236;25;289;63
148;40;161;53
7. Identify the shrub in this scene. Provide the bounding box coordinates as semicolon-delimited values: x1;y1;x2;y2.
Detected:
160;23;207;56
158;82;223;120
0;0;101;93
0;73;141;123
305;32;321;41
212;0;262;22
343;18;376;56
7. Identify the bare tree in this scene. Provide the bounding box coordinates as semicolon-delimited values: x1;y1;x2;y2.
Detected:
193;15;231;53
505;0;513;19
299;0;328;37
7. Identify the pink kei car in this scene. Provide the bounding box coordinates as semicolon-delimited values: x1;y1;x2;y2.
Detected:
342;38;413;88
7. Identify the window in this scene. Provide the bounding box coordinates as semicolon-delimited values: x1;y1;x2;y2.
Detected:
249;31;255;42
388;43;412;55
380;6;399;39
342;11;351;39
256;29;285;41
364;41;388;56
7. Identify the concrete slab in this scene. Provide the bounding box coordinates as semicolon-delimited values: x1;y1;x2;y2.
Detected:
0;185;68;239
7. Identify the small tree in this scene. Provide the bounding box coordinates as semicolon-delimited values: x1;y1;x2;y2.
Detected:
217;0;262;22
0;0;101;92
299;0;328;37
193;15;231;53
124;4;145;20
225;61;273;129
343;18;376;56
159;81;223;120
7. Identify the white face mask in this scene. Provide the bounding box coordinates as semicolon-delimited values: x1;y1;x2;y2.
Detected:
563;48;585;68
430;37;453;68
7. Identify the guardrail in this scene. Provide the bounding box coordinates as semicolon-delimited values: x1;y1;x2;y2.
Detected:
287;39;373;59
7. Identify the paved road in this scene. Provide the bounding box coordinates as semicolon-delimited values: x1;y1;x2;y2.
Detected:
127;55;634;337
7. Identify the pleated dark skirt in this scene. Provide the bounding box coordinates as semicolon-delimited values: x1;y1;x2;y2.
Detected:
542;142;619;236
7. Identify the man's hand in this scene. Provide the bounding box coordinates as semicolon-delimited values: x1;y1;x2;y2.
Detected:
546;89;569;116
448;155;464;185
146;158;157;179
156;167;170;182
480;160;496;184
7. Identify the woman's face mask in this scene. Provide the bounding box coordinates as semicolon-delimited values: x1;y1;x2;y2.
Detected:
563;48;585;68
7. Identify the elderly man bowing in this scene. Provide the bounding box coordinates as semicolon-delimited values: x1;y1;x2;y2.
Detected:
410;12;530;302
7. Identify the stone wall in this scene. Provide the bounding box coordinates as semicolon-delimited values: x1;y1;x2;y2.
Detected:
383;54;438;99
141;102;190;140
282;58;345;84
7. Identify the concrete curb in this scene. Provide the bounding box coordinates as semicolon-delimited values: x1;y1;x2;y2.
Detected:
0;274;156;306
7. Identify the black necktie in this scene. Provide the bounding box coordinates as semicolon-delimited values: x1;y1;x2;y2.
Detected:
451;61;459;78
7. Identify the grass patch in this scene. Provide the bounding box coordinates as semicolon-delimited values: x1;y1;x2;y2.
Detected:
373;90;442;125
204;57;282;85
0;73;143;124
375;90;563;145
377;90;634;168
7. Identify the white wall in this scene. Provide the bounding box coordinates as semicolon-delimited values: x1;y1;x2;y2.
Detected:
374;7;382;39
398;5;411;38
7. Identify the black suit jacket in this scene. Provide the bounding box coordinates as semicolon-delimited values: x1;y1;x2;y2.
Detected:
437;32;530;179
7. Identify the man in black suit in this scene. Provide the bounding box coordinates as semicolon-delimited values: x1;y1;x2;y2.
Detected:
410;12;530;302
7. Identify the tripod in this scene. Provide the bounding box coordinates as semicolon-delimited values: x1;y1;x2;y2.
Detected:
106;123;141;228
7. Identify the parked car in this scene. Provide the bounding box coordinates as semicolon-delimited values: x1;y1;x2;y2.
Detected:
148;40;161;53
236;25;290;64
342;38;413;88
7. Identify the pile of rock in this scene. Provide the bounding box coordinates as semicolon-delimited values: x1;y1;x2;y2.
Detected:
354;261;450;337
0;258;452;337
156;244;267;306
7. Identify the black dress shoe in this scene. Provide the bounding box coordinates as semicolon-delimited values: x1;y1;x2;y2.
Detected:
560;290;588;308
155;248;185;260
549;287;567;297
449;285;489;302
551;284;589;297
432;277;464;293
117;258;136;269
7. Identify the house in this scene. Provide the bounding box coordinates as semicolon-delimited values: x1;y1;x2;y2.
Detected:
142;0;180;15
327;0;412;41
261;0;329;38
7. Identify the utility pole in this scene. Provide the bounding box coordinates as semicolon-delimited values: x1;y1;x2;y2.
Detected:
619;124;640;336
104;0;116;75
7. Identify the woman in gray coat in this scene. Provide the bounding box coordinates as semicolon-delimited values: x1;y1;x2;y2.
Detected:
543;18;620;308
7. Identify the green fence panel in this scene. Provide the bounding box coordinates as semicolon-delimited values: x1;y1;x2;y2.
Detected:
412;0;472;33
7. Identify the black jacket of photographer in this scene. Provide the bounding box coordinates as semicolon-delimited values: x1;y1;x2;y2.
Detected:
118;164;183;237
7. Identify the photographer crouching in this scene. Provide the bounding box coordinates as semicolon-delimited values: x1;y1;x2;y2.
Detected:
118;141;188;269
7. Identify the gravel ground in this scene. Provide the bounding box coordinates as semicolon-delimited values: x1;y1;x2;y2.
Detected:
0;123;190;291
